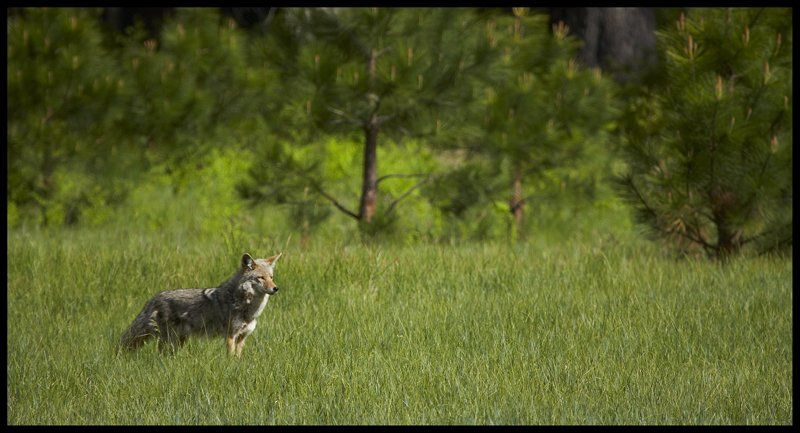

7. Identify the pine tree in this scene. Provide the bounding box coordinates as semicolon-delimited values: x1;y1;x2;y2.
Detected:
112;9;266;186
7;8;123;226
427;8;617;239
617;8;792;258
238;8;487;230
7;8;267;227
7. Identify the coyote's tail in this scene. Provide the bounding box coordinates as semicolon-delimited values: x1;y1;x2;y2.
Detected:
120;303;158;351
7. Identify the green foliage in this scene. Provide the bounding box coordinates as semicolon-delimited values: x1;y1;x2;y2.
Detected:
11;7;784;253
237;135;340;236
239;135;445;241
273;8;483;137
111;8;273;192
617;8;792;258
7;8;273;228
238;8;490;231
425;161;498;218
7;8;128;227
429;9;619;238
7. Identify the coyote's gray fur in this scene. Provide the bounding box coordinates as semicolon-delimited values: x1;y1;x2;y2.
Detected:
120;253;282;357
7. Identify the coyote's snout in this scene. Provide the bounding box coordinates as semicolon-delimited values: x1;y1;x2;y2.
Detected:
120;252;282;357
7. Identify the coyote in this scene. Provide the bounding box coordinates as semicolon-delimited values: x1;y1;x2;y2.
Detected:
120;253;282;357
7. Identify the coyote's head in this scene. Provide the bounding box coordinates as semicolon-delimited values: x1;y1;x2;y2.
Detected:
239;252;282;299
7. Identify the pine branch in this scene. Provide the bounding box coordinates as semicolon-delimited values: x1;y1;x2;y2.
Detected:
309;182;360;220
625;176;717;253
376;173;429;185
756;235;792;256
688;225;714;255
741;222;792;245
327;106;363;127
726;8;765;66
374;46;393;57
385;175;432;215
740;109;785;220
376;114;396;126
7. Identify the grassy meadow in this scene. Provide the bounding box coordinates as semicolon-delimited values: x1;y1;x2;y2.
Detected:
6;227;792;424
6;6;793;426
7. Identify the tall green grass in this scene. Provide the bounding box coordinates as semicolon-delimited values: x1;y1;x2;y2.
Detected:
6;228;792;424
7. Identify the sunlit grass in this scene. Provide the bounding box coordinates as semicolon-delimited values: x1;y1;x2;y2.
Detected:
6;229;792;424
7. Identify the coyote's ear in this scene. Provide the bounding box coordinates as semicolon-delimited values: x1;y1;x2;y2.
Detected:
242;253;255;271
265;252;282;269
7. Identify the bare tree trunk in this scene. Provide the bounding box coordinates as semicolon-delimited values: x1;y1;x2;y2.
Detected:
710;185;742;258
358;47;380;224
38;143;56;227
509;165;524;237
101;8;174;37
359;123;379;223
715;220;741;259
547;7;657;82
219;7;275;29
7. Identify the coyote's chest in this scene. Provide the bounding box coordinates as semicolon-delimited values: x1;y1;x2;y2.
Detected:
253;293;270;318
240;291;270;322
237;295;268;338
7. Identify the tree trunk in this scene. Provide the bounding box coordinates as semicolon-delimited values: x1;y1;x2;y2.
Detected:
547;7;657;82
710;185;742;258
219;7;275;29
359;123;379;223
101;8;175;37
715;220;741;259
509;165;524;237
358;47;380;224
38;145;56;227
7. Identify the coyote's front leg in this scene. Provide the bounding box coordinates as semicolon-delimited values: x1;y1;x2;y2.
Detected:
226;335;236;356
235;335;247;358
232;321;256;358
